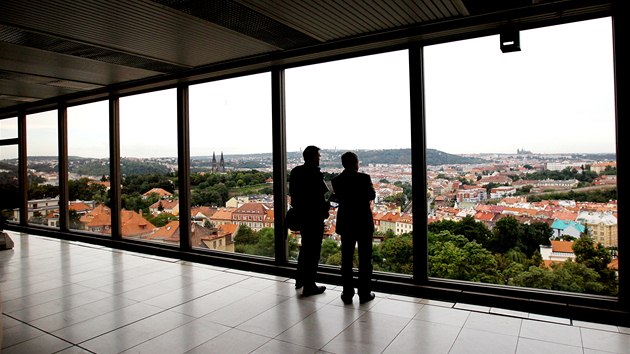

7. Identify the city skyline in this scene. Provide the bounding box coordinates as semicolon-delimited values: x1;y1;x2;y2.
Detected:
0;17;615;159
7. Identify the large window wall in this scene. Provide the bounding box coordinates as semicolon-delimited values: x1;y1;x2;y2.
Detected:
424;18;618;296
67;101;111;234
2;16;623;318
26;110;59;228
120;89;178;245
286;50;412;274
0;118;18;223
189;73;273;256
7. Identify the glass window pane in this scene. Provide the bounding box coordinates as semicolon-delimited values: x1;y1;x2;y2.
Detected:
27;110;59;228
286;50;412;275
1;117;17;139
189;73;273;256
424;18;618;296
67;101;111;235
120;89;178;245
1;145;18;224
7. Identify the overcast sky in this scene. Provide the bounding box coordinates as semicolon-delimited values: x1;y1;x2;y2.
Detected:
0;17;615;159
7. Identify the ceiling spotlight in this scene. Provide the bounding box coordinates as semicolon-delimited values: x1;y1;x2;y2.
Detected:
500;26;521;53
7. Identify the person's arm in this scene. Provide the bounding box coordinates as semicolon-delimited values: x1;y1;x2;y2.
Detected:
288;169;302;208
364;174;376;201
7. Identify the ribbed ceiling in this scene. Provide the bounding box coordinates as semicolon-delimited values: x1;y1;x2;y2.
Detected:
236;0;466;41
0;0;615;113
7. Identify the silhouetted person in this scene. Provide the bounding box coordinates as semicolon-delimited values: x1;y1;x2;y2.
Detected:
289;145;330;296
332;151;376;304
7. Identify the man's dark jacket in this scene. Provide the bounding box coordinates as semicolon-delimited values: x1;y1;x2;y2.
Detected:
289;164;330;224
332;169;375;235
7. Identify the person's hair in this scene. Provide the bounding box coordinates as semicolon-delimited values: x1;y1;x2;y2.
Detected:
303;145;320;161
341;151;358;169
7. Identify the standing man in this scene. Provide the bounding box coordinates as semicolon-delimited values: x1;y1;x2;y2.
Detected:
289;145;330;296
332;151;376;304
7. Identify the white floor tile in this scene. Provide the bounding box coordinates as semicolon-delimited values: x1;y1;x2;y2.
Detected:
2;234;626;354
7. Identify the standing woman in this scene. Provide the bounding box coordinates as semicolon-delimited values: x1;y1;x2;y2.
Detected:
332;151;376;304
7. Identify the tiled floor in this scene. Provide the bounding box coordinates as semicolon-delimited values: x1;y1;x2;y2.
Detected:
2;231;629;354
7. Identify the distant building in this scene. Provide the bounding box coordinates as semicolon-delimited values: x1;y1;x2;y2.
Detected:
210;207;235;227
590;161;616;174
142;187;172;199
377;212;400;234
550;219;585;239
120;209;155;238
476;175;512;186
545;162;583;172
80;204;111;233
80;206;154;237
68;201;93;215
149;199;179;215
396;213;413;235
592;175;616;186
232;202;271;231
147;221;235;251
576;211;618;247
191;206;218;226
490;186;516;199
211;151;226;173
373;182;404;203
540;240;576;267
536;178;579;190
457;186;487;203
13;197;60;223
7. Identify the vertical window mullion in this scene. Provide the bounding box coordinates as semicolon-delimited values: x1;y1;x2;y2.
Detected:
409;44;428;283
178;85;191;251
58;104;69;231
612;11;627;307
272;68;288;264
109;96;122;240
18;110;27;226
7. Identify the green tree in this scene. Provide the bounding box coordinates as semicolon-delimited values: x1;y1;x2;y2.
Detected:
378;233;413;274
573;235;617;295
518;222;552;257
234;224;258;245
428;231;499;283
320;238;340;264
428;216;492;247
509;261;603;294
191;188;223;206
121;192;154;214
325;252;342;266
253;227;275;257
68;178;92;201
146;212;177;227
383;193;407;209
288;233;299;260
488;216;521;254
68;210;83;229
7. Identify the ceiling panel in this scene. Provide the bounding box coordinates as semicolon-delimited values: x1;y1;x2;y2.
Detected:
0;0;615;115
0;0;280;67
0;42;158;86
236;0;466;42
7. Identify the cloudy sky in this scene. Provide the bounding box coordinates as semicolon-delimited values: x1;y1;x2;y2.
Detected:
0;17;615;159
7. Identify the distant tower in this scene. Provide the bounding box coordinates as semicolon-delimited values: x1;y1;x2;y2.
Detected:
220;152;225;172
212;152;217;173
